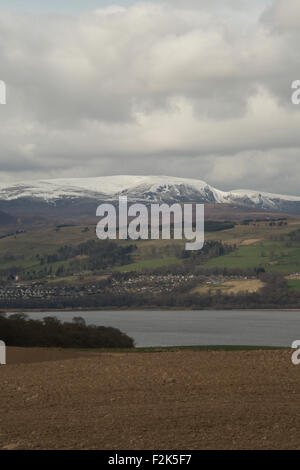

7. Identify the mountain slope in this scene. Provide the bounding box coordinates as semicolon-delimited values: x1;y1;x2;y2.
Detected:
0;210;17;226
0;175;299;215
0;175;227;203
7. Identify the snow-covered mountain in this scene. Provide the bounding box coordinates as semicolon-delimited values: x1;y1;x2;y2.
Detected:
0;175;300;214
0;175;227;203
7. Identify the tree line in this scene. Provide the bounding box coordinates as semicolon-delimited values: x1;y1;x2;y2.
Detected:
0;313;134;348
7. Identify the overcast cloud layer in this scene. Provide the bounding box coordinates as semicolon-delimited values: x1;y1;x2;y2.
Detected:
0;0;300;195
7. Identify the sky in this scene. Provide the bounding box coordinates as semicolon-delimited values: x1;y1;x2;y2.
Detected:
0;0;160;14
0;0;300;195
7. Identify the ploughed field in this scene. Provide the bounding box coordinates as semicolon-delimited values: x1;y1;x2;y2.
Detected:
0;348;299;450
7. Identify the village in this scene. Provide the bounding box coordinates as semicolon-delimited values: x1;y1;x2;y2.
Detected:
0;272;260;303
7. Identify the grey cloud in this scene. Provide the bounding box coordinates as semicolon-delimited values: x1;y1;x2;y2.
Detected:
261;0;300;32
0;1;300;195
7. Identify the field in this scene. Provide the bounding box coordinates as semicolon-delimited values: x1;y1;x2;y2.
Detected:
191;279;265;295
114;256;182;272
1;216;300;277
205;219;297;244
205;239;300;272
0;225;96;273
0;226;185;275
1;347;299;450
287;280;300;290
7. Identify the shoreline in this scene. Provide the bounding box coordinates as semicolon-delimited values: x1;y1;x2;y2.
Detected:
2;307;300;313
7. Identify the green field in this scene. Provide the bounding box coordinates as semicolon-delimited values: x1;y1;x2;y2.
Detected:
205;240;300;272
0;225;185;276
114;256;182;273
0;226;97;275
287;280;300;290
1;219;300;277
204;220;299;243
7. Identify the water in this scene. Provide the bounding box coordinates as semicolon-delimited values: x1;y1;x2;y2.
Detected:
23;309;300;348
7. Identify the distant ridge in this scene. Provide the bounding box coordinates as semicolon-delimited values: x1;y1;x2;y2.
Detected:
0;210;16;226
0;175;300;215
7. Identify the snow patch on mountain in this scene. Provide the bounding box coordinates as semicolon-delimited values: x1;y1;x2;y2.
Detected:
0;175;299;212
230;189;300;203
0;175;228;203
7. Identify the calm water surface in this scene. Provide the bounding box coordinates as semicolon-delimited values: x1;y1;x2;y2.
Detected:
25;309;300;347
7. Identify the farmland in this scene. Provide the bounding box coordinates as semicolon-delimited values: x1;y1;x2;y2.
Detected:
191;279;265;295
0;226;186;276
204;240;300;272
287;279;300;290
0;217;300;276
1;347;299;450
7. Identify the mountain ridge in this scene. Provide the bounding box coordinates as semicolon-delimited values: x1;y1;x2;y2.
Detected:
0;175;300;214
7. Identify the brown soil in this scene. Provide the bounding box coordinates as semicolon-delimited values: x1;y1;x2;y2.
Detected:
5;347;95;365
0;348;299;450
